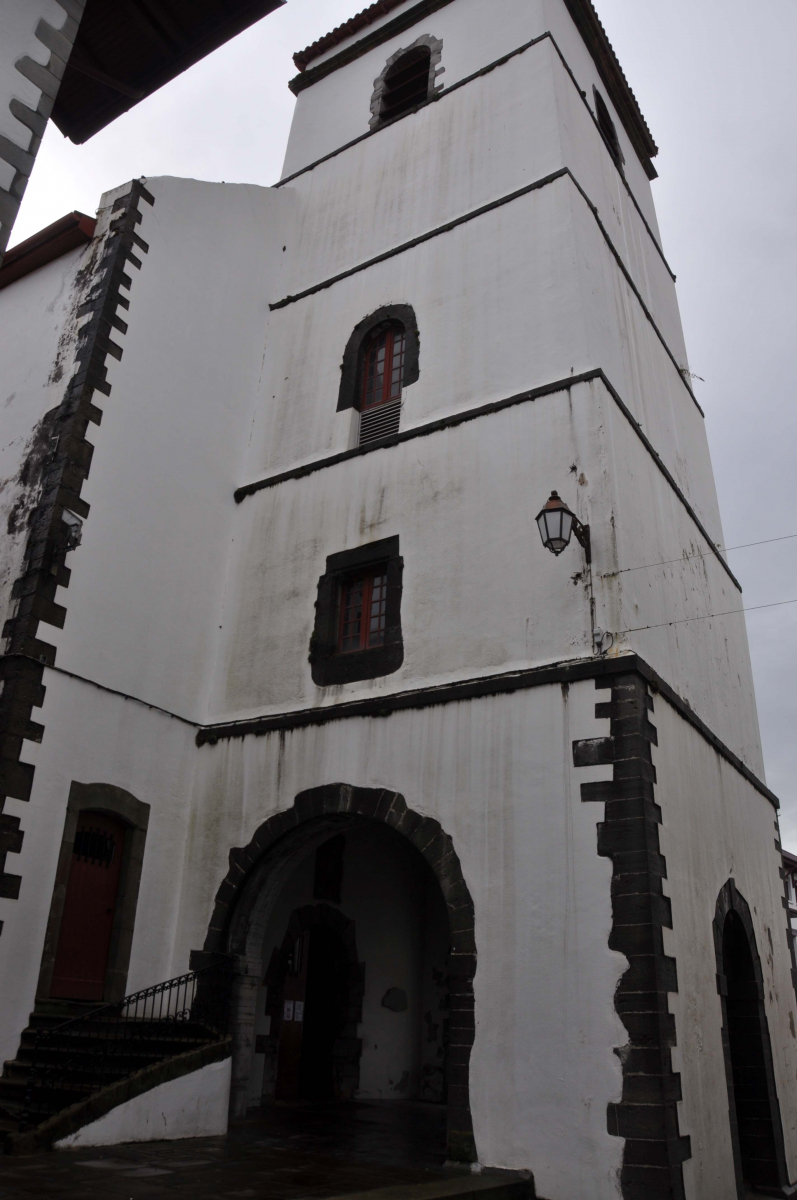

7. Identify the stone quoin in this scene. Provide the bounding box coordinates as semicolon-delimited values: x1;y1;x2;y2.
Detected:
1;1;796;1197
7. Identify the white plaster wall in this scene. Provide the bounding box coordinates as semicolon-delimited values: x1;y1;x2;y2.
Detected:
0;670;199;1065
283;0;658;232
39;176;294;722
0;241;93;631
653;701;797;1197
215;383;595;719
54;1057;231;1148
173;679;625;1196
244;182;711;539
280;42;677;362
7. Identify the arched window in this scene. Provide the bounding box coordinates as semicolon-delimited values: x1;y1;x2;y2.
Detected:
379;46;432;123
358;321;405;445
369;37;444;131
336;304;420;431
593;88;624;168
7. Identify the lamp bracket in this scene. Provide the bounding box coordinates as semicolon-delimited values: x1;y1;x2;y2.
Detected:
573;520;591;563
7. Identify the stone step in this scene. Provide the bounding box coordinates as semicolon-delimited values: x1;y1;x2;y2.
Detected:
326;1173;535;1200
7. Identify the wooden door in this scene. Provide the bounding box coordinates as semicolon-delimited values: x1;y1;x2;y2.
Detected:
51;812;126;1001
275;930;309;1100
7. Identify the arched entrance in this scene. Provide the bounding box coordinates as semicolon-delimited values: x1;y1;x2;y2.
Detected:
714;879;791;1197
199;784;476;1163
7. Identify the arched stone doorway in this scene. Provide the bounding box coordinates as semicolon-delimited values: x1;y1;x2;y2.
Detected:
198;784;476;1163
713;879;791;1197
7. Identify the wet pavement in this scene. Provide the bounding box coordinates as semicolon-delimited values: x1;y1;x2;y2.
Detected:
0;1100;467;1199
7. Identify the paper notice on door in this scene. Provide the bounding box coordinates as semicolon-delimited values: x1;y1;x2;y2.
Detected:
283;1000;294;1021
294;1001;304;1022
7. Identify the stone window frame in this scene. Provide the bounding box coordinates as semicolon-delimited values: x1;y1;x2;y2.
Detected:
309;536;404;687
37;782;150;1004
369;34;445;131
337;304;420;414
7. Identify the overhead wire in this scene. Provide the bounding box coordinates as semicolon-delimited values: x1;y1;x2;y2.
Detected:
602;532;797;579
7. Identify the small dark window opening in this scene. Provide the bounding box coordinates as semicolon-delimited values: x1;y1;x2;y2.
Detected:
310;536;404;686
723;911;782;1191
379;47;432;123
593;88;624;168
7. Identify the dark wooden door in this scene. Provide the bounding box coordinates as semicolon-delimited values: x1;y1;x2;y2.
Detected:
51;813;126;1001
275;931;310;1099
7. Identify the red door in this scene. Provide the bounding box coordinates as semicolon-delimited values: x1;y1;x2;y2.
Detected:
51;813;126;1001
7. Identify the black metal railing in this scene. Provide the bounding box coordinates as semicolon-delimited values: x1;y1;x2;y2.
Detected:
20;959;233;1131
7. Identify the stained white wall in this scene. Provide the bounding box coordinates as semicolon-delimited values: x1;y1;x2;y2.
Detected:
653;700;797;1195
174;678;626;1195
38;176;294;722
0;241;91;631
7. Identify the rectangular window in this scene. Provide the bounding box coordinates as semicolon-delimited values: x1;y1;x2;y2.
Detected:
339;571;388;652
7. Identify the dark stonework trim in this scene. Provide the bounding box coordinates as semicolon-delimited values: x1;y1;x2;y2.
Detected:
0;1;87;260
337;304;420;411
235;367;737;592
289;0;659;178
278;32;673;284
713;880;796;1198
6;1037;230;1156
36;782;150;1005
575;673;690;1200
270;166;700;416
310;536;404;686
201;784;477;1162
196;652;779;811
0;180;154;928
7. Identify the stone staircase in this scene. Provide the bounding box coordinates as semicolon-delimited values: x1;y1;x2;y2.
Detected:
0;961;232;1151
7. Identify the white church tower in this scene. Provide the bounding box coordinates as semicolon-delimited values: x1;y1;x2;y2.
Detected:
1;1;796;1197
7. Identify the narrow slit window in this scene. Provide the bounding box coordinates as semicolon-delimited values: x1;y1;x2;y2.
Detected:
379;47;432;122
594;89;624;168
339;571;388;653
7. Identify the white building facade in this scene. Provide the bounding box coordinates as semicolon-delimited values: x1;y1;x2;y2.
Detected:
1;1;796;1197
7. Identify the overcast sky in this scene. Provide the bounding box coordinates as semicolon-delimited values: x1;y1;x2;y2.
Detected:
11;0;797;844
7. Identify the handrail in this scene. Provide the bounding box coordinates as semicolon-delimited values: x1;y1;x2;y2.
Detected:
20;959;233;1131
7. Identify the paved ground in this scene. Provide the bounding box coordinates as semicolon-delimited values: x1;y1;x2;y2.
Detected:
0;1100;481;1200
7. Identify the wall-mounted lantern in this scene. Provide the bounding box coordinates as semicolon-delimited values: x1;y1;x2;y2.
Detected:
536;491;591;562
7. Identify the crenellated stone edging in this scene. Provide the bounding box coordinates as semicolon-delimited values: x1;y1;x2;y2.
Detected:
0;0;87;259
0;179;154;929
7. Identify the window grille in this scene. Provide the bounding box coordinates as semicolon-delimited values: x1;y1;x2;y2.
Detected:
339;572;388;653
73;827;116;867
379;47;431;122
